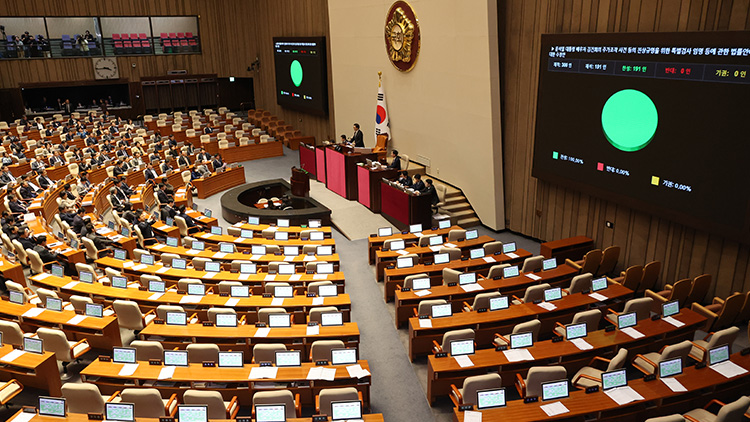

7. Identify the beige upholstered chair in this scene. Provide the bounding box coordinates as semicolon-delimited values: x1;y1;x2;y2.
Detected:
632;340;693;375
316;387;361;416
450;373;502;407
183;390;239;419
688;326;740;363
310;340;345;362
62;383;119;414
120;388;178;417
493;319;541;347
572;348;628;389
433;328;475;354
252;390;300;419
131;340;164;361
187;343;220;363
682;396;750;422
252;343;287;364
512;283;551;304
515;365;567;398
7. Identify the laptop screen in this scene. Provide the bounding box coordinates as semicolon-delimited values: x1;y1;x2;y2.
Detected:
177;405;208;422
240;263;257;274
24;337;43;354
219;243;234;253
458;273;477;285
565;323;587;340
166;217;175;227
166;311;187;325
503;266;519;278
230;285;250;297
320;312;344;327
544;287;563;302
252;245;266;255
275;350;302;367
659;357;683;378
310;231;325;241
274;286;293;298
85;303;104;318
601;369;627;391
502;242;517;253
166;237;179;247
205;261;221;272
114;249;127;260
317;245;333;256
140;254;154;265
409;224;423;233
331;400;362;421
431;303;452;318
39;397;66;417
389;240;405;250
268;313;291;328
191;241;205;251
450;339;475;356
218;351;243;368
465;229;478;240
542;258;557;270
662;300;679;318
215;313;237;327
275;231;289;241
111;275;127;289
46;297;62;312
489;296;510;311
433;253;450;264
317;263;334;274
105;402;135;422
541;380;569;401
309;219;322;228
318;284;338;297
79;271;94;283
378;227;393;237
617;312;637;329
277;219;290;228
149;280;165;293
469;248;485;259
113;347;137;364
510;332;534;349
477;388;506;410
591;277;608;292
709;344;730;366
439;220;451;229
411;277;431;291
240;229;254;238
255;404;286;422
429;235;444;246
172;258;187;270
248;216;260;225
278;264;295;275
51;264;64;277
210;226;222;235
8;290;24;304
164;350;189;367
331;348;357;365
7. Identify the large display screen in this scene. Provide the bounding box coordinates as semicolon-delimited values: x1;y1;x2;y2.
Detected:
273;37;328;115
532;31;750;241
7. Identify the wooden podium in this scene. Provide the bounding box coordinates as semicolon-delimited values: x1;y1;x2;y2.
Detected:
291;166;310;197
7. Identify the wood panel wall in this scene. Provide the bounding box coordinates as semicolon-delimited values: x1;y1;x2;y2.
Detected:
501;0;750;301
0;0;334;142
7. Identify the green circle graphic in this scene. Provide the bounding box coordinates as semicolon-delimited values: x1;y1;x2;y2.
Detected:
290;60;303;87
601;89;658;152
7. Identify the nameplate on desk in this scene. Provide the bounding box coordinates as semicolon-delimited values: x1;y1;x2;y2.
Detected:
524;396;539;404
644;374;656;381
315;360;329;366
255;322;267;327
22;407;37;414
532;299;542;304
400;287;411;292
581;289;590;294
202;321;214;327
605;325;616;332
434;352;448;358
202;361;216;367
742;348;750;356
259;362;273;367
495;345;509;351
306;270;314;274
75;309;84;315
237;419;252;422
401;231;408;234
154;319;165;325
308;322;318;326
138;286;147;291
387;265;395;270
695;362;707;369
159;418;175;422
312;416;328;422
98;355;111;362
149;359;162;366
447;282;457;287
262;293;272;298
307;293;316;297
461;257;468;261
274;251;282;255
493;251;502;255
476;308;487;313
177;290;186;295
651;314;661;321
585;386;599;394
425;262;433;266
88;413;104;420
219;292;228;297
492;276;502;280
551;335;564;343
458;405;474;411
418;315;429;319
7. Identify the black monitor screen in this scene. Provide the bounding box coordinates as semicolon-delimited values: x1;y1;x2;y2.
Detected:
273;37;328;116
532;31;750;241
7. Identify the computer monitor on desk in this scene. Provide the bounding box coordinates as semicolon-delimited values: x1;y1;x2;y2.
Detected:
177;405;208;422
105;402;135;422
601;369;627;390
477;388;506;410
255;404;286;422
331;400;363;421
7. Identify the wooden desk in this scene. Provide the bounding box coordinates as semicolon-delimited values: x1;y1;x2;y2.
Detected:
0;258;26;287
383;250;533;302
427;308;705;403
0;344;61;395
110;247;340;268
407;283;632;360
0;299;122;350
380;180;432;231
357;164;399;213
192;166;246;199
13;411;385;422
324;145;377;200
453;353;750;422
138;322;360;359
299;142;317;178
230;222;333;236
375;235;499;281
367;225;463;264
394;265;578;327
81;359;371;407
163;230;336;251
540;236;594;262
31;273;352;323
220;140;283;163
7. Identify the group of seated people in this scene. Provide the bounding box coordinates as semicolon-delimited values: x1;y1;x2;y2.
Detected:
395;170;438;205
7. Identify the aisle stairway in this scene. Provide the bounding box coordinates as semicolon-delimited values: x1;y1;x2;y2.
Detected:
404;161;481;228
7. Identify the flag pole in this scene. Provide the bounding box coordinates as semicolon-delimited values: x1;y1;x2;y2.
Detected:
378;71;382;87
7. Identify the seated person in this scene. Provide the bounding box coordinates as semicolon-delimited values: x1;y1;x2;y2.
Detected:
161;177;175;197
211;154;225;172
82;220;114;250
396;171;411;187
160;199;177;221
411;173;425;191
33;235;74;276
7;194;28;214
121;203;138;225
419;178;439;207
387;150;401;170
136;212;158;246
177;205;200;234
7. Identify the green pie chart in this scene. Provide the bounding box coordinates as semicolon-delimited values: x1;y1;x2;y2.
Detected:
601;89;658;152
290;60;303;87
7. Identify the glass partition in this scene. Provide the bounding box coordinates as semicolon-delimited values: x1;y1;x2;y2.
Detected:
151;16;200;54
0;17;48;58
46;17;101;57
100;17;153;55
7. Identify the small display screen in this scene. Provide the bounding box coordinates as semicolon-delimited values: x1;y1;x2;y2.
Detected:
277;219;290;227
252;245;266;255
318;285;338;297
255;405;285;422
477;388;506;410
51;265;64;277
459;273;477;285
274;286;293;298
191;241;205;251
489;296;510;311
231;286;250;297
187;283;205;296
331;348;357;365
433;253;450;264
248;216;260;225
662;300;680;317
283;246;298;256
240;263;257;274
465;230;478;240
431;303;452;318
140;254;154;265
268;313;291;328
210;226;222;235
219;243;234;253
617;312;637;329
541;380;569;401
178;405;207;422
240;229;254;238
79;271;94;283
275;350;301;367
503;266;519;278
309;219;322;228
46;297;62;312
172;258;187;270
317;263;334;274
510;332;534;349
317;245;333;255
709;344;730;366
565;323;587;340
204;261;221;272
331;400;362;421
409;224;423;233
85;303;104;318
502;242;517;253
204;209;213;218
39;397;66;417
429;235;443;246
592;277;608;291
111;276;127;289
320;312;343;326
310;231;325;241
105;403;135;422
9;291;24;304
166;237;179;247
114;249;127;260
149;280;165;293
215;313;237;327
218;351;243;367
389;240;405;250
378;227;393;237
275;231;289;241
397;257;414;269
450;339;475;356
438;220;451;229
544;287;563;302
659;357;683;378
601;369;627;390
164;350;188;366
469;248;485;259
166;311;187;325
24;337;43;354
542;258;557;270
113;347;137;363
411;278;431;290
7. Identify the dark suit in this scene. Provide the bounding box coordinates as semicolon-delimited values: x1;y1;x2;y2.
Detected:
18;236;35;250
160;205;177;221
19;186;36;200
137;220;156;240
9;201;27;214
38;175;53;189
387;156;401;170
177;156;190;167
144;168;158;182
351;130;364;148
156;190;169;204
421;185;438;205
71;215;85;234
412;180;425;191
